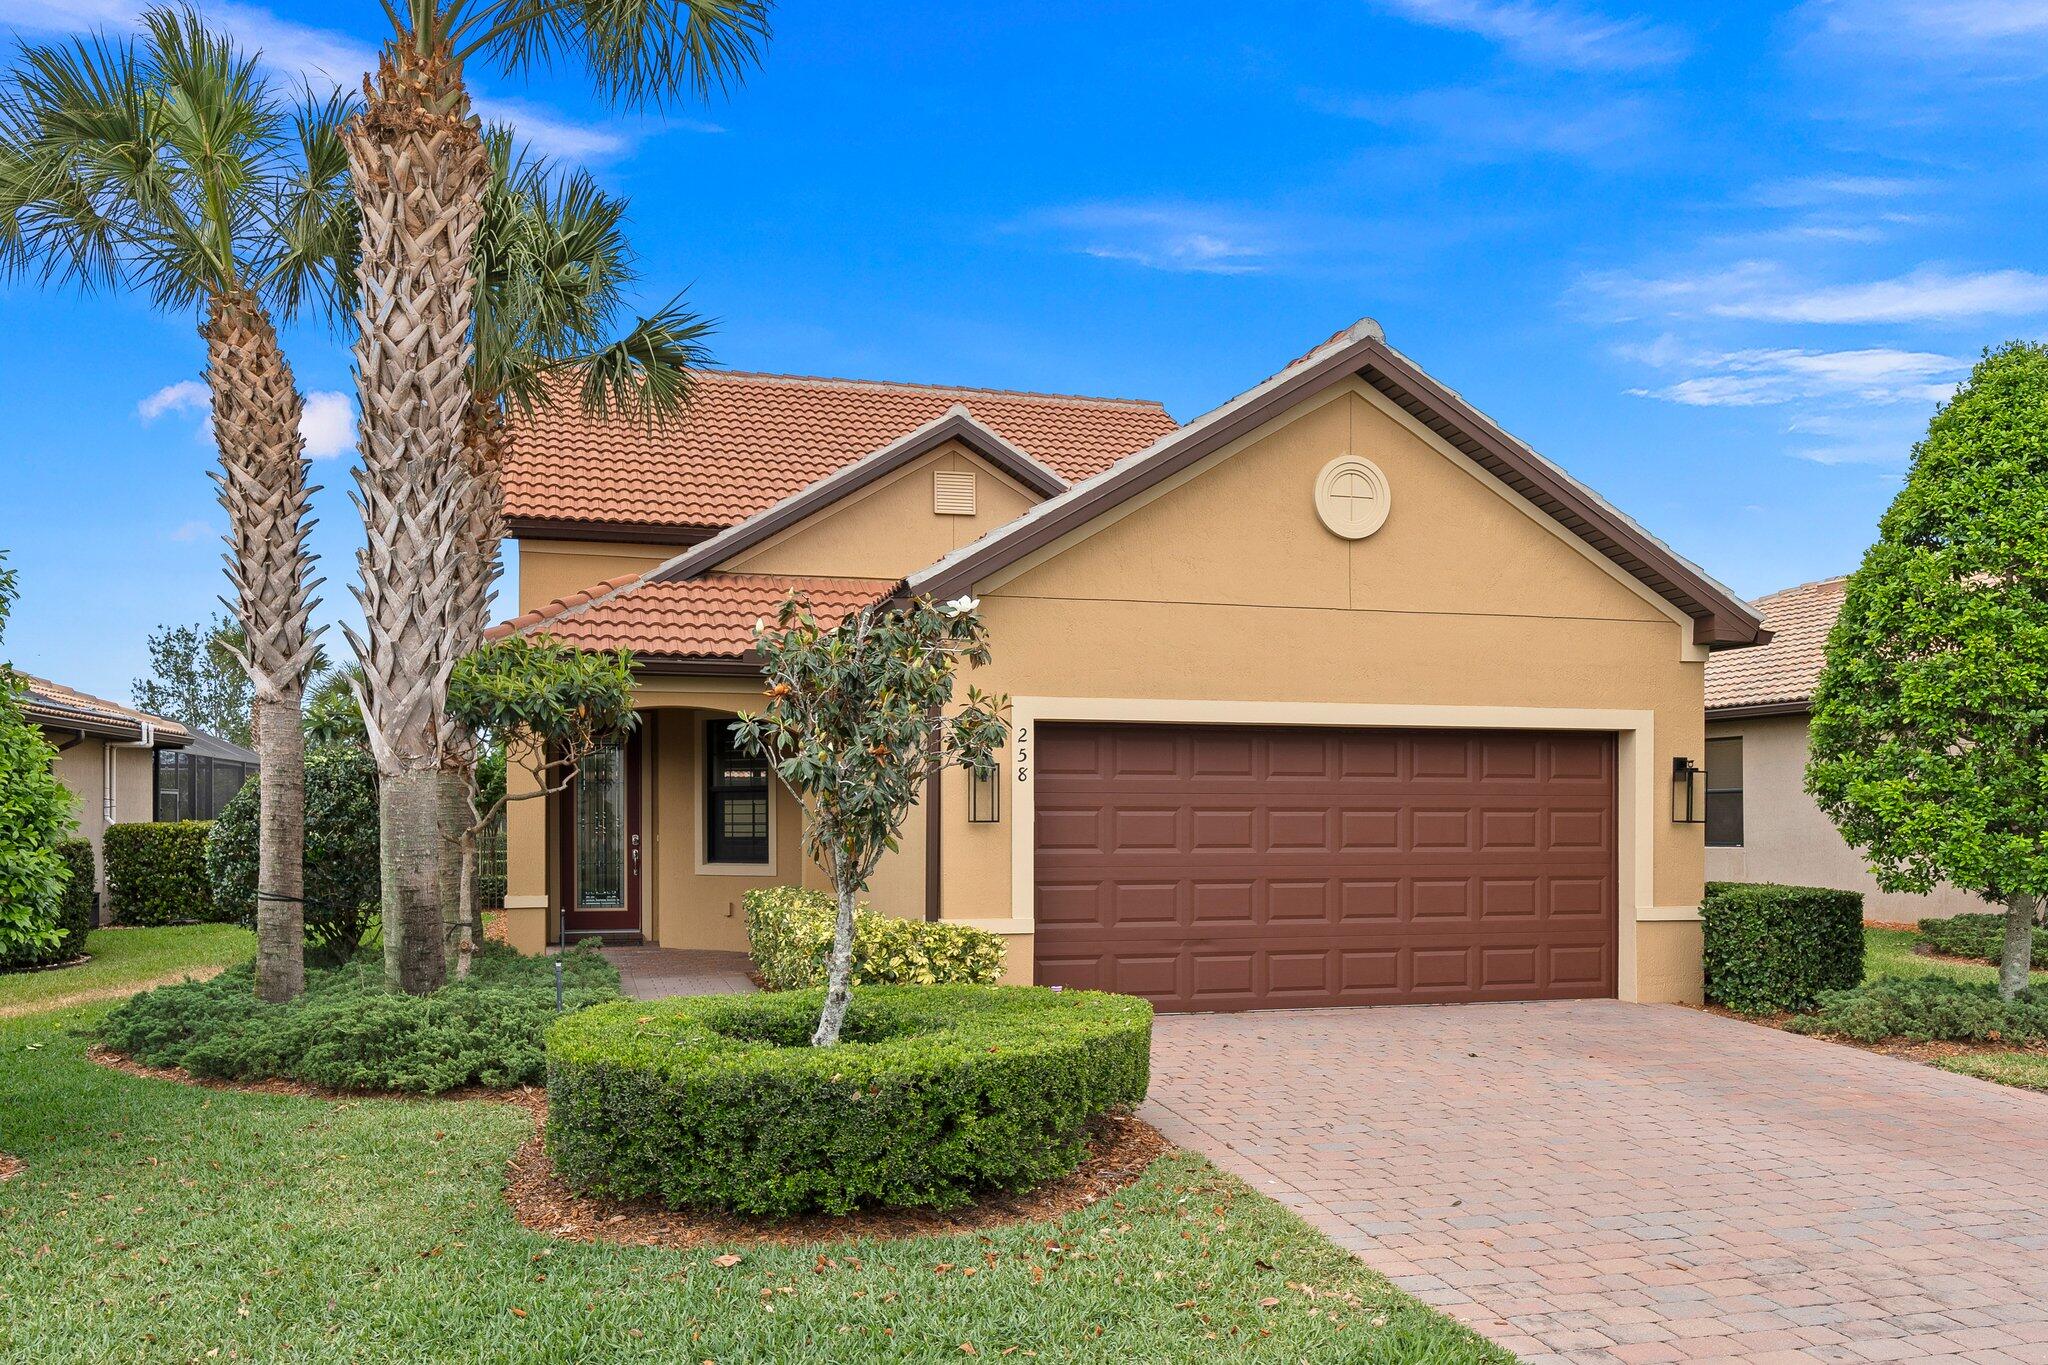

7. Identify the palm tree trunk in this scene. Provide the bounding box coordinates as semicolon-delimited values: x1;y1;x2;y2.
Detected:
249;692;305;1000
203;289;318;1004
340;43;488;995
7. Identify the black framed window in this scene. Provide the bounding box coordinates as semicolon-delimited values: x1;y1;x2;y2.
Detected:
705;719;770;864
1705;736;1743;848
154;751;256;822
154;750;189;821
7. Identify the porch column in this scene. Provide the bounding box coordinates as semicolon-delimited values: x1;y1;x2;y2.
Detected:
500;757;551;954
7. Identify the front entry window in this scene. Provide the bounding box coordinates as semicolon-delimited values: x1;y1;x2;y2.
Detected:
1704;736;1744;849
575;743;627;907
706;719;771;865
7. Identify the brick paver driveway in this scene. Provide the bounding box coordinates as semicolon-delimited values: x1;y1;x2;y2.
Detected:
1142;1001;2048;1365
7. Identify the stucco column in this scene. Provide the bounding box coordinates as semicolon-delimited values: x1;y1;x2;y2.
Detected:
500;758;550;954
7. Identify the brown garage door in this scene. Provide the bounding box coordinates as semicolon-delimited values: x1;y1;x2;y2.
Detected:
1033;724;1617;1011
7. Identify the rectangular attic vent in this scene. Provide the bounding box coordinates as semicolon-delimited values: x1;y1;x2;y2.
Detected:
933;470;977;516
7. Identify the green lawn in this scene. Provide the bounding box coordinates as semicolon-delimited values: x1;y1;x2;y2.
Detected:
0;931;1506;1364
0;924;253;1016
1936;1051;2048;1090
1862;924;2048;988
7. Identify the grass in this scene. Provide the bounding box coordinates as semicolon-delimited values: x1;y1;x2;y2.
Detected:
0;924;253;1017
0;930;1506;1364
1860;924;2048;988
1936;1051;2048;1090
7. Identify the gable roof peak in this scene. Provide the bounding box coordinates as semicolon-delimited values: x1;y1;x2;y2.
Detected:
905;319;1767;650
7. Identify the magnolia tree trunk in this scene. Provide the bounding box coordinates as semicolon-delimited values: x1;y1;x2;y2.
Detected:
811;879;860;1047
341;44;489;995
1999;893;2040;1000
436;766;471;972
204;290;318;1004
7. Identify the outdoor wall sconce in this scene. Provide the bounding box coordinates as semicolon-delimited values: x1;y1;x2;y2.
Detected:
969;764;1002;823
1671;756;1705;824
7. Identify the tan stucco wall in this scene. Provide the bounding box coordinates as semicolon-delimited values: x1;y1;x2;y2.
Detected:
725;442;1043;580
45;731;157;899
1705;712;1988;921
517;539;684;614
931;380;1710;1003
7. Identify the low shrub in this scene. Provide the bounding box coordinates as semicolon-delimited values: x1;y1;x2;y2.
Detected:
1789;976;2048;1043
0;838;92;971
745;886;1006;991
105;821;218;926
207;747;380;965
546;984;1153;1217
1702;881;1865;1014
99;941;620;1093
1915;912;2048;970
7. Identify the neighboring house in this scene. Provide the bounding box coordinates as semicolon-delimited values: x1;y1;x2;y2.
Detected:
493;320;1769;1010
1704;576;1985;921
151;727;260;822
19;674;190;904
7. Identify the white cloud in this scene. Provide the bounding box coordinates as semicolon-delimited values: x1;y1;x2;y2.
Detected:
137;379;209;421
1319;84;1654;160
1584;261;2048;325
1797;0;2048;73
1017;202;1275;275
299;390;354;459
1626;345;1965;407
1750;174;1931;207
1365;0;1688;70
166;518;215;542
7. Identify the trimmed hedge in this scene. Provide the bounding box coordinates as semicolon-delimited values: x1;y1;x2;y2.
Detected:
1702;881;1865;1014
546;985;1153;1217
0;838;92;970
105;821;218;926
1789;976;2048;1043
99;941;620;1093
1916;912;2048;970
745;886;1005;991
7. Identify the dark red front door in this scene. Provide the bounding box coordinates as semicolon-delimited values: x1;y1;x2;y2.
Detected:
560;729;642;935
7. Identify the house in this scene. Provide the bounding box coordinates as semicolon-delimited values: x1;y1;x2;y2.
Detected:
22;674;189;905
493;320;1769;1009
1704;576;1984;921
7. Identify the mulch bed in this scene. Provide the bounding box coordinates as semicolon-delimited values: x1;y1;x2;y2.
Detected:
0;953;92;976
505;1110;1173;1250
86;1044;544;1109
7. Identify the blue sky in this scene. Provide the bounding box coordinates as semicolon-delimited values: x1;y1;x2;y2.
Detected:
3;0;2045;700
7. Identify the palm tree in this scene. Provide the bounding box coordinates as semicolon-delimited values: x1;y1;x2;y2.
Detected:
435;130;709;973
343;0;767;994
0;8;354;1003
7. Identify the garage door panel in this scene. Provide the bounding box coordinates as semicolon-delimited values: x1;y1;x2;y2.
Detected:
1035;724;1617;1012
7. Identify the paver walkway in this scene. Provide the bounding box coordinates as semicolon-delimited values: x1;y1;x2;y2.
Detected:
602;946;755;1000
1142;1001;2048;1365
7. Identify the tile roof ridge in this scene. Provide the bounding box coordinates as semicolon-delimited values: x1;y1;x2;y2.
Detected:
14;671;189;734
688;367;1174;413
490;572;647;640
1755;573;1851;605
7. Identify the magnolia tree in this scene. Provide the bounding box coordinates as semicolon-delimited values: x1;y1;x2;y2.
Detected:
734;594;1007;1047
1808;342;2048;999
444;636;635;975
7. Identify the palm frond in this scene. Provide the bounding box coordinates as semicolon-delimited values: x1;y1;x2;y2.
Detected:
261;87;359;326
571;298;708;427
461;0;769;110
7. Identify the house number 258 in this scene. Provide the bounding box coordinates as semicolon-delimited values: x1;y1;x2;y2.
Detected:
1014;725;1029;783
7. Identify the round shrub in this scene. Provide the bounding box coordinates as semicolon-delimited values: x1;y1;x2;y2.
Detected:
1702;881;1865;1014
545;985;1153;1217
0;838;93;971
208;746;380;964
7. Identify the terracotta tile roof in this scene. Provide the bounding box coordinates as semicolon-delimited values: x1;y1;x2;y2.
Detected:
501;369;1179;531
14;672;190;743
1704;576;1847;712
490;572;895;661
